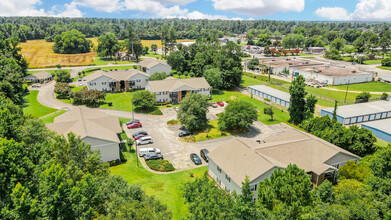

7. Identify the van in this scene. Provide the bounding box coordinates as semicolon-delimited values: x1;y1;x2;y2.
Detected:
136;136;153;145
139;147;161;157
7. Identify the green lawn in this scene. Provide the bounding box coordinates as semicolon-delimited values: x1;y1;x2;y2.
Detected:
187;120;232;142
330;81;391;93
99;92;134;111
364;60;382;65
144;52;163;59
93;56;134;65
377;66;391;71
22;90;57;118
41;110;67;123
27;69;70;76
99;65;136;71
300;56;316;59
211;90;290;125
110;148;207;220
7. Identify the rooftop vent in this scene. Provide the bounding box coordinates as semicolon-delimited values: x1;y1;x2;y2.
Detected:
314;70;322;73
351;70;357;73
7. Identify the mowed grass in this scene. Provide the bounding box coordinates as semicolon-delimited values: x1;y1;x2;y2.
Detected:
364;60;382;65
110;149;207;220
99;92;133;111
377;66;391;71
41;110;67;123
22;90;57;118
193;120;231;142
27;69;70;76
330;81;391;92
211;90;290;125
140;39;195;48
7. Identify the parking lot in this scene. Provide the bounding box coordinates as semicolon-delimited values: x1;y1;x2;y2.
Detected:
123;104;278;171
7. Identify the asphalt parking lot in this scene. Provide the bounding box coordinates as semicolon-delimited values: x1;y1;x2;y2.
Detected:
123;104;279;171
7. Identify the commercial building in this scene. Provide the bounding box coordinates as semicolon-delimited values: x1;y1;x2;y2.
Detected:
24;71;52;83
320;101;391;125
139;58;172;76
259;58;323;75
361;119;391;143
306;47;327;54
145;77;211;104
46;107;123;162
85;69;149;92
208;126;360;198
248;85;290;107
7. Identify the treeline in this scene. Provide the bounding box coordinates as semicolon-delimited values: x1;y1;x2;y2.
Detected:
1;17;390;42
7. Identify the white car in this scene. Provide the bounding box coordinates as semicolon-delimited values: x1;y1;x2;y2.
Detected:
139;147;161;157
136;136;153;145
78;83;83;86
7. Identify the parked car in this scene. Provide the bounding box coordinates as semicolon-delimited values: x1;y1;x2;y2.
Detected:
128;122;142;129
31;84;41;88
144;152;163;160
200;149;209;162
217;101;224;107
210;102;218;108
173;107;180;111
134;134;145;140
132;131;148;138
78;83;83;86
139;147;161;157
126;119;140;125
190;153;202;165
178;130;193;137
77;77;82;82
136;136;153;145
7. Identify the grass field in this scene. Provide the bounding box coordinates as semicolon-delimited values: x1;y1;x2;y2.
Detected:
377;66;391;71
110;145;207;220
22;90;57;118
364;60;382;65
330;81;391;92
27;69;70;76
192;120;232;142
41;110;67;123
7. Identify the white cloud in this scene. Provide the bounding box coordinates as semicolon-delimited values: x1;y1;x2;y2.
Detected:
54;1;83;17
211;0;304;16
122;0;188;17
315;7;349;21
183;11;229;20
75;0;120;13
154;0;196;5
0;0;82;17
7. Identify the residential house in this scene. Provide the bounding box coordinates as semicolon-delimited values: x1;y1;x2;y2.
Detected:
114;52;130;61
85;69;149;92
208;126;360;198
145;77;211;104
46;107;123;162
24;71;52;83
139;58;172;75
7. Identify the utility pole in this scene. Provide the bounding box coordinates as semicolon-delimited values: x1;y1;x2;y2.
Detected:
344;80;350;104
268;63;271;82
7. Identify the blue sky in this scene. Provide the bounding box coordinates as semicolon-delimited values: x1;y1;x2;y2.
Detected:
1;0;390;21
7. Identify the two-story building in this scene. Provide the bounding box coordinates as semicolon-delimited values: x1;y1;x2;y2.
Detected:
208;126;360;198
139;58;172;76
145;77;211;103
85;69;149;92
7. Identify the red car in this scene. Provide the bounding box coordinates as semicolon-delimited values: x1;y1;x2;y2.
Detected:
134;134;145;140
127;122;142;129
217;101;224;107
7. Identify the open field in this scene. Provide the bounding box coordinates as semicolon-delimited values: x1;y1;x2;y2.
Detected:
330;81;391;93
23;90;57;118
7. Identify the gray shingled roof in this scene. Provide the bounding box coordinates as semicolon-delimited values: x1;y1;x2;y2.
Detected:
139;58;169;68
85;69;149;82
24;71;52;80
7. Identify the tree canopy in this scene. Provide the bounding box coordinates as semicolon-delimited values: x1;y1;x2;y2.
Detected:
132;90;156;109
218;100;257;131
97;32;121;59
52;29;92;54
177;93;209;131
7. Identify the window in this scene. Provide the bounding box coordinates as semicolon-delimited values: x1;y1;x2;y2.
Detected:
102;82;106;85
250;184;257;191
225;174;231;182
217;178;221;185
89;82;96;86
146;79;148;82
137;79;141;82
217;166;222;173
157;92;161;95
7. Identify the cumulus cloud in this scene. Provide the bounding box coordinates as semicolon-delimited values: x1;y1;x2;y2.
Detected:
0;0;82;17
211;0;304;16
154;0;196;5
75;0;120;13
315;7;349;21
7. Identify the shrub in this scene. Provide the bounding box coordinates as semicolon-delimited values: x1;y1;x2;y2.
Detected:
150;109;163;115
146;160;175;172
381;57;391;67
264;98;271;102
356;92;371;103
71;90;106;106
189;172;194;178
119;152;127;162
167;119;180;125
107;101;113;106
181;136;196;142
380;93;389;100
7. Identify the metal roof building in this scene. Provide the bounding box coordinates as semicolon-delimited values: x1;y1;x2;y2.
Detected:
248;85;290;107
320;101;391;125
361;118;391;143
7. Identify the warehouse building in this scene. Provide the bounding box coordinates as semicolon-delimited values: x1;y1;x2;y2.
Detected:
361;119;391;143
292;65;374;85
259;58;323;75
320;101;391;125
248;85;290;107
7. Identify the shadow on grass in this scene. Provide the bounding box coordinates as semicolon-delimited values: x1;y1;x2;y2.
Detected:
134;107;163;115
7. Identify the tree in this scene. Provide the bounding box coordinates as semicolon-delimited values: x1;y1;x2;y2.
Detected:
149;72;167;81
288;75;307;124
356;92;371;103
166;50;187;73
151;44;158;53
264;46;271;56
304;35;326;48
264;106;274;121
161;24;169;56
282;33;305;49
325;48;343;60
353;35;366;53
52;29;92;54
332;100;338;121
381;57;391;67
339;161;372;183
356;55;368;64
236;176;257;220
326;31;339;43
71;90;105;106
305;94;318;120
256;34;271;47
97;32;121;59
203;68;222;89
330;37;346;51
177;93;209;131
315;180;335;203
294;27;307;36
54;70;72;83
54;82;71;98
132;90;156;109
380;92;389;100
218;100;257;130
247;58;259;70
167;27;177;53
378;31;391;58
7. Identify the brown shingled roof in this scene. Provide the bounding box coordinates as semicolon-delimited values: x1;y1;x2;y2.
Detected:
85;69;149;82
147;77;211;93
139;58;169;68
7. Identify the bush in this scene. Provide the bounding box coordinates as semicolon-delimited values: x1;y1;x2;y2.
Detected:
356;92;371;103
264;98;271;102
107;101;113;106
381;57;391;67
146;160;175;172
167;119;180;125
71;90;106;106
119;152;127;162
380;93;389;100
150;109;163;115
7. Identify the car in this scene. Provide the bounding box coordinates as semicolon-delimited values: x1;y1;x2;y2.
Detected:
173;107;180;111
78;83;83;86
144;152;163;160
139;147;161;157
132;131;148;138
210;102;218;108
217;101;224;107
134;134;145;140
77;77;82;82
200;149;209;162
31;84;41;88
136;136;153;145
190;153;202;165
127;122;142;129
178;130;193;137
126;119;140;125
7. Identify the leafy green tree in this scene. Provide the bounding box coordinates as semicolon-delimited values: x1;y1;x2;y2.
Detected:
166;50;187;73
330;37;346;51
54;82;71;98
282;33;305;49
256;34;271;47
149;72;167;81
161;24;170;56
288;75;307;124
132;90;156;109
325;48;343;60
203;68;222;89
304;35;326;48
54;70;72;83
294;27;307;36
177;93;209;131
378;30;391;58
53;29;92;54
97;32;121;59
235;176;257;220
247;57;259;70
305;94;318;120
356;55;369;64
264;106;274;121
339;161;372;183
4;182;39;220
381;58;391;67
218;100;257;131
151;44;158;53
315;180;335;203
326;31;339;43
353;35;367;53
356;91;371;103
71;90;106;106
